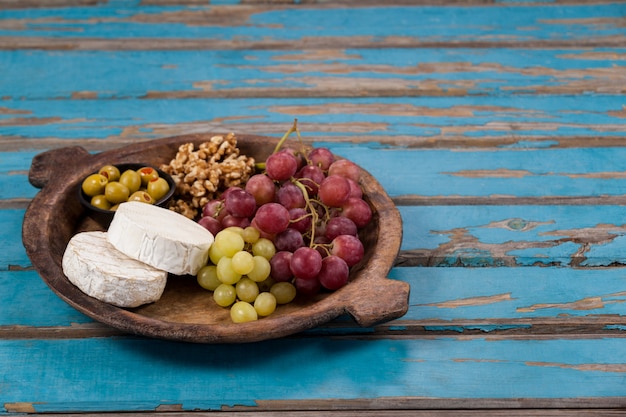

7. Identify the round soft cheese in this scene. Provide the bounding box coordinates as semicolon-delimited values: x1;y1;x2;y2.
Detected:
107;201;214;275
62;231;168;308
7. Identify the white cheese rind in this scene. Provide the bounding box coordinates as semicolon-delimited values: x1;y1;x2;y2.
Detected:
107;201;214;275
62;231;168;308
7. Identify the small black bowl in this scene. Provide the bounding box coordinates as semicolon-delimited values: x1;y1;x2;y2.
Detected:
78;163;176;226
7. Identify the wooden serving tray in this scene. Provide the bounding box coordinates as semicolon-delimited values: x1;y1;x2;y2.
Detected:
22;133;409;343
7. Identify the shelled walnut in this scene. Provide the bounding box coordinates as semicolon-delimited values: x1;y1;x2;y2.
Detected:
160;133;255;219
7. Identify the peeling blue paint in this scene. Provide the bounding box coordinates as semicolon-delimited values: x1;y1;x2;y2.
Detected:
391;267;626;320
3;95;626;144
3;47;625;100
0;210;30;270
3;336;626;413
2;3;624;41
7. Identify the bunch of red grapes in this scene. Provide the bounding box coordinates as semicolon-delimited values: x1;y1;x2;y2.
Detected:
197;145;372;296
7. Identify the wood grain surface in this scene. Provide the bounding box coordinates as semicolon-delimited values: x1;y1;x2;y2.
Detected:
3;0;626;414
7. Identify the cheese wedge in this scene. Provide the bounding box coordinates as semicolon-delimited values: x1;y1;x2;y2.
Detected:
62;231;168;308
107;201;214;275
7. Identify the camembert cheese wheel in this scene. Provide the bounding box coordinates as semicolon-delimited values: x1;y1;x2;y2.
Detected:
62;231;168;307
107;201;214;276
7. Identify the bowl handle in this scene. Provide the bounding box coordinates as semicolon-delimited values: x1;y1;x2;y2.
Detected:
29;146;91;189
344;278;410;327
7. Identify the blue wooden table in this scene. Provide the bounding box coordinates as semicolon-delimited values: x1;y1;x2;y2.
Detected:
3;0;626;415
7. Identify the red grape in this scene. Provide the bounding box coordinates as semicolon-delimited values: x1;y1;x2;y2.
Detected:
245;174;276;206
288;207;312;234
197;216;223;236
346;178;363;199
319;175;351;207
254;203;290;234
220;186;240;201
328;159;360;182
308;147;334;171
294;276;321;296
313;235;331;258
266;150;298;181
331;234;364;267
341;197;372;228
325;216;358;240
318;255;350;290
277;181;306;210
251;218;275;240
274;228;305;252
224;188;256;218
281;147;306;170
269;251;293;282
290;247;323;280
295;165;325;196
221;214;251;229
202;199;227;221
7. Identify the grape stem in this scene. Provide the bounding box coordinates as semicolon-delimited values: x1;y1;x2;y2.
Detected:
268;119;330;251
291;179;318;246
255;119;302;171
273;118;300;155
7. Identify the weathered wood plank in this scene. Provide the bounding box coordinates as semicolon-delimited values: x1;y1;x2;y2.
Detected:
396;205;626;267
15;411;626;417
5;266;626;333
0;209;30;270
1;3;626;50
7;143;626;201
2;95;626;151
9;203;626;270
2;336;626;413
2;48;625;99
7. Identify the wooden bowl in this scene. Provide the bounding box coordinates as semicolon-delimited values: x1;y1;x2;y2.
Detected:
22;133;409;343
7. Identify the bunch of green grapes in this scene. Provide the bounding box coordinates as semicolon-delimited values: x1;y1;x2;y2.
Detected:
196;226;297;323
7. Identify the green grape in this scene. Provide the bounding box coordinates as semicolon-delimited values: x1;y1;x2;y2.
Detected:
251;237;276;260
235;277;259;303
214;229;245;257
213;284;237;307
242;226;260;244
224;226;245;236
196;265;221;291
246;255;271;282
209;244;227;265
231;251;255;275
254;292;277;317
271;282;297;304
216;257;241;285
230;301;258;323
257;276;276;292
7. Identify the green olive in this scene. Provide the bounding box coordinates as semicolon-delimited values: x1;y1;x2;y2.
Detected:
98;165;121;182
82;173;108;197
90;194;112;210
129;190;155;204
119;169;142;194
105;181;130;204
147;177;171;201
137;166;159;187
